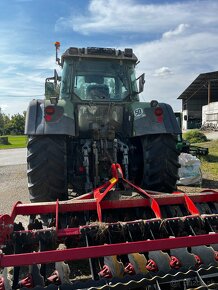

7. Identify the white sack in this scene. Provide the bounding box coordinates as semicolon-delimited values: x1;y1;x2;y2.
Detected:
177;153;202;186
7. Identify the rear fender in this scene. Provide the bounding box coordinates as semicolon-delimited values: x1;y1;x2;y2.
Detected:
24;99;75;136
130;102;181;136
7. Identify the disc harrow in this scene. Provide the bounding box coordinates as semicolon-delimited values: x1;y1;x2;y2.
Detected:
0;164;218;290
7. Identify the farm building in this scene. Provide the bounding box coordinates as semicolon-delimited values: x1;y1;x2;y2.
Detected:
178;71;218;130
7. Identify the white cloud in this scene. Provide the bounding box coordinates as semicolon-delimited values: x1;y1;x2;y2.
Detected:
0;98;33;116
134;31;218;110
162;24;189;39
56;0;218;35
153;67;173;77
15;72;45;84
54;0;218;112
0;73;44;99
2;66;17;74
0;104;9;112
0;47;57;104
36;56;58;70
1;0;218;115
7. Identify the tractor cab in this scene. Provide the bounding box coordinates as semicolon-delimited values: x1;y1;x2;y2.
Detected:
61;58;139;102
50;45;145;103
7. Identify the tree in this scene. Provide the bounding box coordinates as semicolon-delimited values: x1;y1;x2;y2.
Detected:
0;113;4;135
0;111;10;135
0;110;26;135
6;113;25;135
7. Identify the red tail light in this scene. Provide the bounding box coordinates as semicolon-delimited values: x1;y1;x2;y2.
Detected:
45;106;55;122
79;166;85;173
154;107;163;116
45;106;55;115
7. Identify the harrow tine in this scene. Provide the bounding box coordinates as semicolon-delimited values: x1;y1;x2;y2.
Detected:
0;268;11;290
11;223;25;289
102;256;124;278
204;215;218;233
18;265;44;288
39;232;53;280
12;266;20;289
47;244;70;284
147;251;171;273
192;245;218;266
12;246;22;289
84;229;100;280
127;253;148;275
196;271;208;288
155;280;161;290
55;262;70;284
46;262;70;285
29;264;44;287
170;248;197;269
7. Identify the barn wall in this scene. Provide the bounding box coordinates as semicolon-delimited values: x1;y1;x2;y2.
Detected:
202;102;218;126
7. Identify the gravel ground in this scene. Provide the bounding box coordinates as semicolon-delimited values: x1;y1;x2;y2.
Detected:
0;164;29;214
178;180;218;193
0;148;26;166
0;163;217;216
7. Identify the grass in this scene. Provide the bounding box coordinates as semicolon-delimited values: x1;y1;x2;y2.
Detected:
0;135;27;149
177;139;218;192
183;129;207;143
196;140;218;179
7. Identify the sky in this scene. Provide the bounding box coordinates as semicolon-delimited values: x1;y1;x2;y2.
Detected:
0;0;218;116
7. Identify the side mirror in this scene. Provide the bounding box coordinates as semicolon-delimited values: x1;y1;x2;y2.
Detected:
45;82;57;99
45;70;60;103
137;73;145;93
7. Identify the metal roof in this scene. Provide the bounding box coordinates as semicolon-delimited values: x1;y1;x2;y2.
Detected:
178;71;218;100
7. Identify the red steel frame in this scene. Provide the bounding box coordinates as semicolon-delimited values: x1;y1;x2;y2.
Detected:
1;234;218;268
0;163;218;268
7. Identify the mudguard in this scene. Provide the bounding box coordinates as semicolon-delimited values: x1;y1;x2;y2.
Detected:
24;99;76;136
130;102;181;136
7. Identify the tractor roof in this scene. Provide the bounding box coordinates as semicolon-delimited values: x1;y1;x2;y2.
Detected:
62;47;138;62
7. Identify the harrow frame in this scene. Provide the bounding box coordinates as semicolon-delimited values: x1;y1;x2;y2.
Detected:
0;164;218;289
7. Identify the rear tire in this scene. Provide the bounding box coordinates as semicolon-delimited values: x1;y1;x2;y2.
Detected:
141;134;180;193
27;135;68;202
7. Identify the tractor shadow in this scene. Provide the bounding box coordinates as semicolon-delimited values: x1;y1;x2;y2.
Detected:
199;154;218;163
201;178;218;190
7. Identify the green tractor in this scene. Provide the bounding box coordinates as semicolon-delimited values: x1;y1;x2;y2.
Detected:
25;44;181;203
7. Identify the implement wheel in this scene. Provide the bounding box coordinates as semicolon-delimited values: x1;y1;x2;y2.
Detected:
142;134;180;193
27;135;68;202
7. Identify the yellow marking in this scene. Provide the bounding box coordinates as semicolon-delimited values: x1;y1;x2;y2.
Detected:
110;177;117;184
128;253;148;274
104;256;124;278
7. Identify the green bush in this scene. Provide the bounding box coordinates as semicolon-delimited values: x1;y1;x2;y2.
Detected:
0;136;9;145
183;130;207;143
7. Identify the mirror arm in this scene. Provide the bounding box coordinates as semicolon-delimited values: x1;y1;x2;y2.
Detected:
55;41;62;67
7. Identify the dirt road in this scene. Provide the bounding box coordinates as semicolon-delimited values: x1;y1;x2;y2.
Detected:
0;148;28;214
0;164;29;214
0;148;26;166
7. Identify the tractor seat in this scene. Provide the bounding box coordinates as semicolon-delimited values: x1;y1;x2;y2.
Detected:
86;84;110;100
